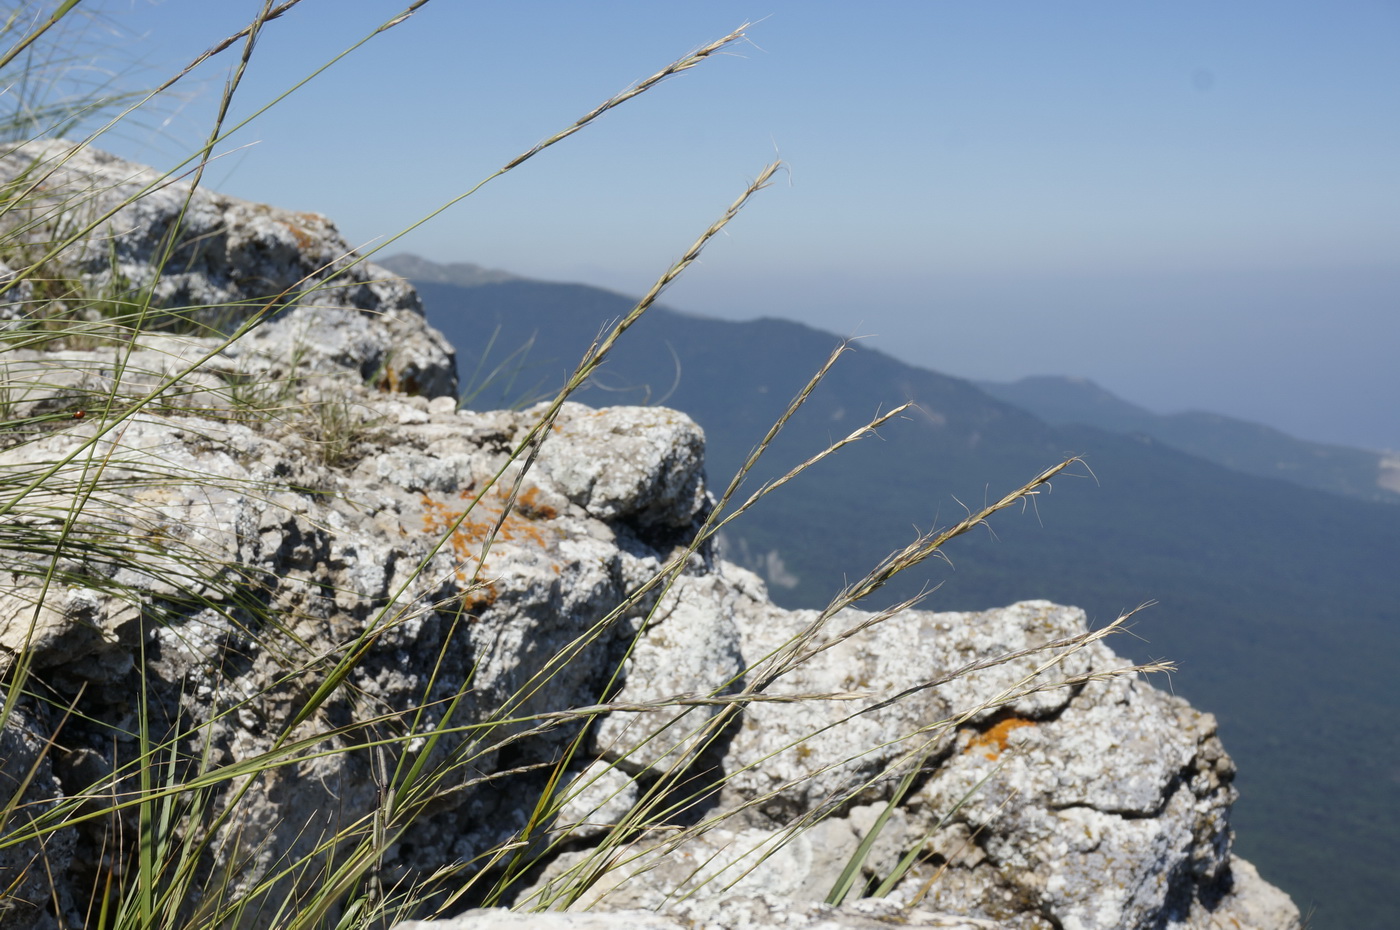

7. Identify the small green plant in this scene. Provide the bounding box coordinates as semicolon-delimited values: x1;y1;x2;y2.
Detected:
303;392;386;467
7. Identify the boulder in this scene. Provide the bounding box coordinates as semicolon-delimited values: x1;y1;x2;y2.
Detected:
0;139;456;400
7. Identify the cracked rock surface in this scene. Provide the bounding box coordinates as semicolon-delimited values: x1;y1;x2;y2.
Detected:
523;600;1294;930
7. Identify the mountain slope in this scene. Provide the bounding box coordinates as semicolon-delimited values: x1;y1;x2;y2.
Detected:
978;374;1400;504
380;254;1400;930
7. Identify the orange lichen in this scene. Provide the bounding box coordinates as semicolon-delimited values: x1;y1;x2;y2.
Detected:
963;717;1037;760
376;365;424;396
516;486;558;520
277;217;317;251
419;483;557;585
460;580;498;612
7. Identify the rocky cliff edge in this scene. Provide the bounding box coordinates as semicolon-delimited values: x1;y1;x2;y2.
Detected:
0;142;1299;930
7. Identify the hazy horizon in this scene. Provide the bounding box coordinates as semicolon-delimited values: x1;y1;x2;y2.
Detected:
58;1;1400;452
389;251;1400;453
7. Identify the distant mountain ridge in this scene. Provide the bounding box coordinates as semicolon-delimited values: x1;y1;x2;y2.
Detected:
378;253;1400;929
976;374;1400;505
378;255;1398;506
381;254;523;287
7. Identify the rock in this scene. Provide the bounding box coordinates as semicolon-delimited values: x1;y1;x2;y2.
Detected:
395;895;1011;929
0;139;456;399
1186;857;1303;930
714;600;1116;819
549;761;641;846
520;602;1295;930
0;704;77;930
0;145;1299;930
533;405;708;531
396;911;683;930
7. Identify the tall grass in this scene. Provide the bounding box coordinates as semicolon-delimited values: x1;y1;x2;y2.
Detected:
0;5;1164;928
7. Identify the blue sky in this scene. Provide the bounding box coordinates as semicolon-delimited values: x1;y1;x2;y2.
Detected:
67;0;1400;450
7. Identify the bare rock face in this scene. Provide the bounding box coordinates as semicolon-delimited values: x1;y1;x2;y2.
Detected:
395;896;1011;930
0;145;1299;930
522;602;1292;930
0;139;456;401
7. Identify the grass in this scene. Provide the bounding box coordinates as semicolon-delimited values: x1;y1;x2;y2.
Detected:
0;4;1165;929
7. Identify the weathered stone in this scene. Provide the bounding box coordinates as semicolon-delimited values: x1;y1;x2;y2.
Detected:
0;704;76;930
395;896;1011;929
519;607;1289;930
0;139;456;398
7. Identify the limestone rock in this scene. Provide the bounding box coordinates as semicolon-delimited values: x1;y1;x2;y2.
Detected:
395;896;1010;929
532;405;708;531
0;139;456;398
520;603;1294;930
